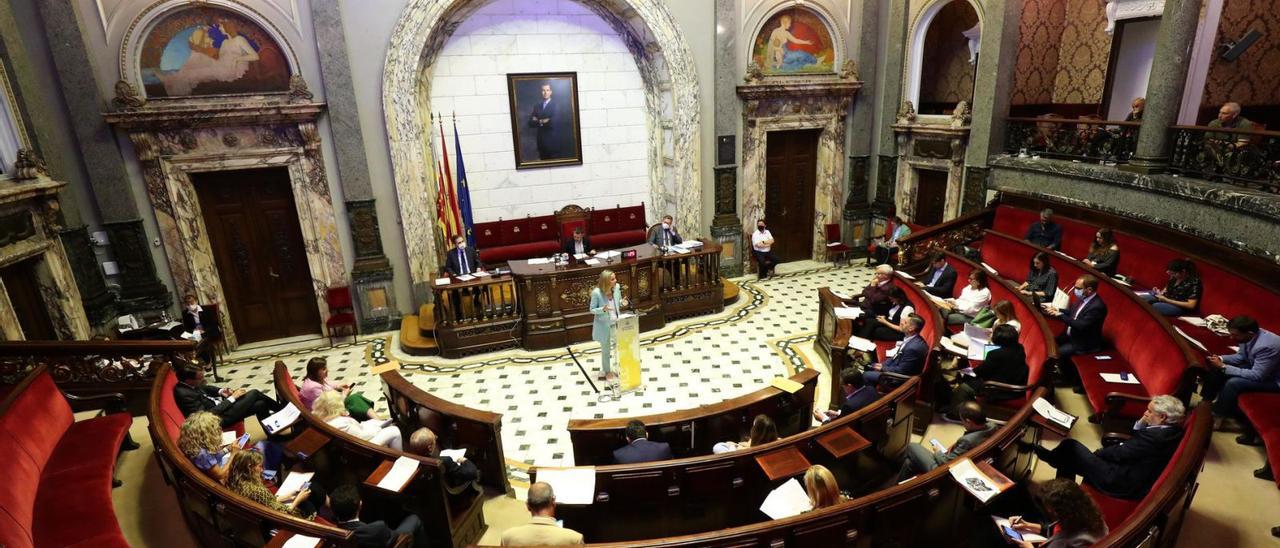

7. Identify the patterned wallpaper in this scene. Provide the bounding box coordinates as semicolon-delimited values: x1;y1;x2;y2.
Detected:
1011;0;1066;105
1202;0;1280;108
919;0;980;107
1050;0;1112;104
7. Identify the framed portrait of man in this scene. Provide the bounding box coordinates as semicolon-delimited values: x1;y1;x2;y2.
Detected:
506;72;583;169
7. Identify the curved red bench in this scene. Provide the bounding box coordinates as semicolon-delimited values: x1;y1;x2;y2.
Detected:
0;365;131;548
979;230;1201;420
1239;393;1280;489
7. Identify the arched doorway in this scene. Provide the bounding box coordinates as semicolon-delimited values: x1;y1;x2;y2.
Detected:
905;0;983;116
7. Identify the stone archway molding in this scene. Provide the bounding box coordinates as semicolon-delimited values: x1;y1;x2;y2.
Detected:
382;0;701;296
903;0;985;111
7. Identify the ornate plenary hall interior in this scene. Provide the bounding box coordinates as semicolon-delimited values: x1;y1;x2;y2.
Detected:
3;0;1280;546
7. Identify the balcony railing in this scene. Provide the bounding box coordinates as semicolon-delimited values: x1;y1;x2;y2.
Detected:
1169;125;1280;192
1006;116;1141;164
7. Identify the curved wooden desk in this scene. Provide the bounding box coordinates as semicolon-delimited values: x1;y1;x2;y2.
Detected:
567;368;819;465
533;377;918;542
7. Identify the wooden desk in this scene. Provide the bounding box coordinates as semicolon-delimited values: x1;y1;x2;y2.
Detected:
817;426;871;458
431;241;724;355
363;459;419;494
265;531;322;548
284;427;330;459
755;446;811;481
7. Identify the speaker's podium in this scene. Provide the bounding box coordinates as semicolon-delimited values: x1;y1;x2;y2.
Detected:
613;313;643;394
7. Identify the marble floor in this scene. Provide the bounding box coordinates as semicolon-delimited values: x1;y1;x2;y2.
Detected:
113;260;1280;546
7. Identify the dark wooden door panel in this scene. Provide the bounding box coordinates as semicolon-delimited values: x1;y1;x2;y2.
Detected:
765;129;819;262
1;257;57;340
914;169;948;226
195;168;321;344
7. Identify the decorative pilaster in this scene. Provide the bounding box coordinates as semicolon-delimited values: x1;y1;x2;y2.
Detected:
873;155;898;214
348;199;397;333
103;219;172;313
57;226;114;325
710;166;743;277
1125;0;1204;172
961;166;991;214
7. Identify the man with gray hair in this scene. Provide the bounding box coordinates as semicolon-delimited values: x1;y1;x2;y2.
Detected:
1206;101;1256;160
500;481;584;546
1026;395;1186;500
1024;208;1062;250
408;427;479;488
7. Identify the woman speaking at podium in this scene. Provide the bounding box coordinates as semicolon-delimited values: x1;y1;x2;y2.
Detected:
590;270;628;383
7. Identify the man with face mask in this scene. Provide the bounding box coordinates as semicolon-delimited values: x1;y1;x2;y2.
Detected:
444;234;486;321
751;219;779;280
649;215;683;248
1041;275;1108;388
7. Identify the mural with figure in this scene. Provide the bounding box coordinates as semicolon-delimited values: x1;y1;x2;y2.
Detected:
751;8;835;75
139;6;291;97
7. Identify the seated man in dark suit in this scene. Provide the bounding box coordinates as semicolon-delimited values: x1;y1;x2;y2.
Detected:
1041;274;1107;388
329;484;426;548
918;253;957;298
1026;395;1185;500
898;402;996;481
181;294;222;365
442;234;486;321
863;314;928;388
1025;208;1063;250
814;369;879;423
613;419;674;464
408;427;480;488
562;227;595;256
173;362;280;429
649;215;683;248
846;264;897;317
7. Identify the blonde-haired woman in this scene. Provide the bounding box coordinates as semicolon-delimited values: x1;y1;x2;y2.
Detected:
227;450;313;518
179;411;236;483
311;391;403;450
803;465;843;510
589;269;627;382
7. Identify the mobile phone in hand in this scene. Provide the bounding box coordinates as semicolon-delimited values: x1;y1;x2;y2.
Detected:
930;439;946;452
236;433;251;448
1002;525;1023;541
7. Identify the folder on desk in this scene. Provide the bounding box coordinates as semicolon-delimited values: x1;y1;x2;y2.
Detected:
770;377;804;394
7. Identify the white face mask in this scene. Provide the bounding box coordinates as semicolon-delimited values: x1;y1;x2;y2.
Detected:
662;222;671;230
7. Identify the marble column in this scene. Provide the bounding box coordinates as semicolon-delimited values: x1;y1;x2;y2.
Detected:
872;0;909;215
35;0;169;312
965;0;1024;168
711;0;743;277
1125;0;1204;172
844;0;879;247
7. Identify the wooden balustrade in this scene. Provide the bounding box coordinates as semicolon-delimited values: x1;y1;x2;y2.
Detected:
0;340;196;414
1169;124;1280;192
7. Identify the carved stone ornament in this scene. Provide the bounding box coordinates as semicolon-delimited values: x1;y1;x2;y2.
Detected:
839;59;859;80
897;101;917;124
12;149;48;180
222;133;240;148
288;75;314;103
111;80;146;110
744;62;764;84
951;101;972;128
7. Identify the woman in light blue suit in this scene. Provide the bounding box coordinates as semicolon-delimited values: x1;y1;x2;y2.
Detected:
590;269;627;382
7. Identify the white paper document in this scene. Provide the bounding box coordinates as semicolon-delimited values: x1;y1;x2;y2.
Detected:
885;346;898;358
964;324;991;346
597;250;621;259
1051;288;1071;310
277;471;314;498
992;517;1048;543
1173;326;1208;352
834;306;863;320
220;431;238;446
378;456;420;491
940;336;968;356
968;343;996;361
1230;345;1240;352
759;478;813;520
439;448;467;461
847;335;877;353
1178;316;1207;327
473;270;491;277
826;242;843;247
949;459;1005;503
1032;397;1076;430
261;403;301;434
281;534;322;548
573;253;589;260
537;467;596;505
527;258;552;265
583;258;601;266
981;262;998;275
434;277;451;286
455;274;476;282
1100;372;1141;385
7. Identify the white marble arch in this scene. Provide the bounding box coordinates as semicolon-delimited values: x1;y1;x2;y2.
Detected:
382;0;701;297
903;0;984;113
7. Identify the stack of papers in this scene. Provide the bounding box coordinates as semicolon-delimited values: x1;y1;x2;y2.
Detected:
1032;397;1076;430
278;471;314;498
377;457;420;491
583;258;601;266
434;277;451;286
537;467;596;504
834;306;863;320
456;274;476;282
261;403;301;434
759;478;813;519
1178;316;1208;327
281;534;322;548
949;459;1013;503
597;250;621;259
1100;372;1141;385
847;335;877;352
685;240;703;248
473;271;492;277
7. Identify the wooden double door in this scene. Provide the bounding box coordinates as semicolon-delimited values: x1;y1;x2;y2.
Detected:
764;129;819;262
1;257;57;340
194;168;320;344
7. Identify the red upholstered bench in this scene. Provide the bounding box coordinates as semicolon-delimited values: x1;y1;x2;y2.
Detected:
1239;393;1280;489
0;366;132;548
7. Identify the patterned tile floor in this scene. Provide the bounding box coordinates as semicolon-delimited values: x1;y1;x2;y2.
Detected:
215;261;875;487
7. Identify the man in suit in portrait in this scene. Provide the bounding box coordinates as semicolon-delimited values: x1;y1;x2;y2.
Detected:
898;402;996;480
330;485;426;548
814;368;880;422
1027;395;1185;500
1042;274;1108;388
501;482;584;546
918;253;958;298
863;314;929;388
173;362;280;428
528;82;559;160
613;419;674;464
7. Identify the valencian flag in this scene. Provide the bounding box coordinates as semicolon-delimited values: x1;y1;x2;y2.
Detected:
438;118;463;242
429;114;457;245
452;118;477;248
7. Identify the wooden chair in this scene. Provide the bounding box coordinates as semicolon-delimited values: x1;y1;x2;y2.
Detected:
823;223;852;265
325;286;357;345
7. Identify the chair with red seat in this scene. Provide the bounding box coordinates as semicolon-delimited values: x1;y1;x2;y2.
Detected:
326;286;357;345
823;223;852;266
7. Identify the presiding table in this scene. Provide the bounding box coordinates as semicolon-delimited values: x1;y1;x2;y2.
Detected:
431;240;724;357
